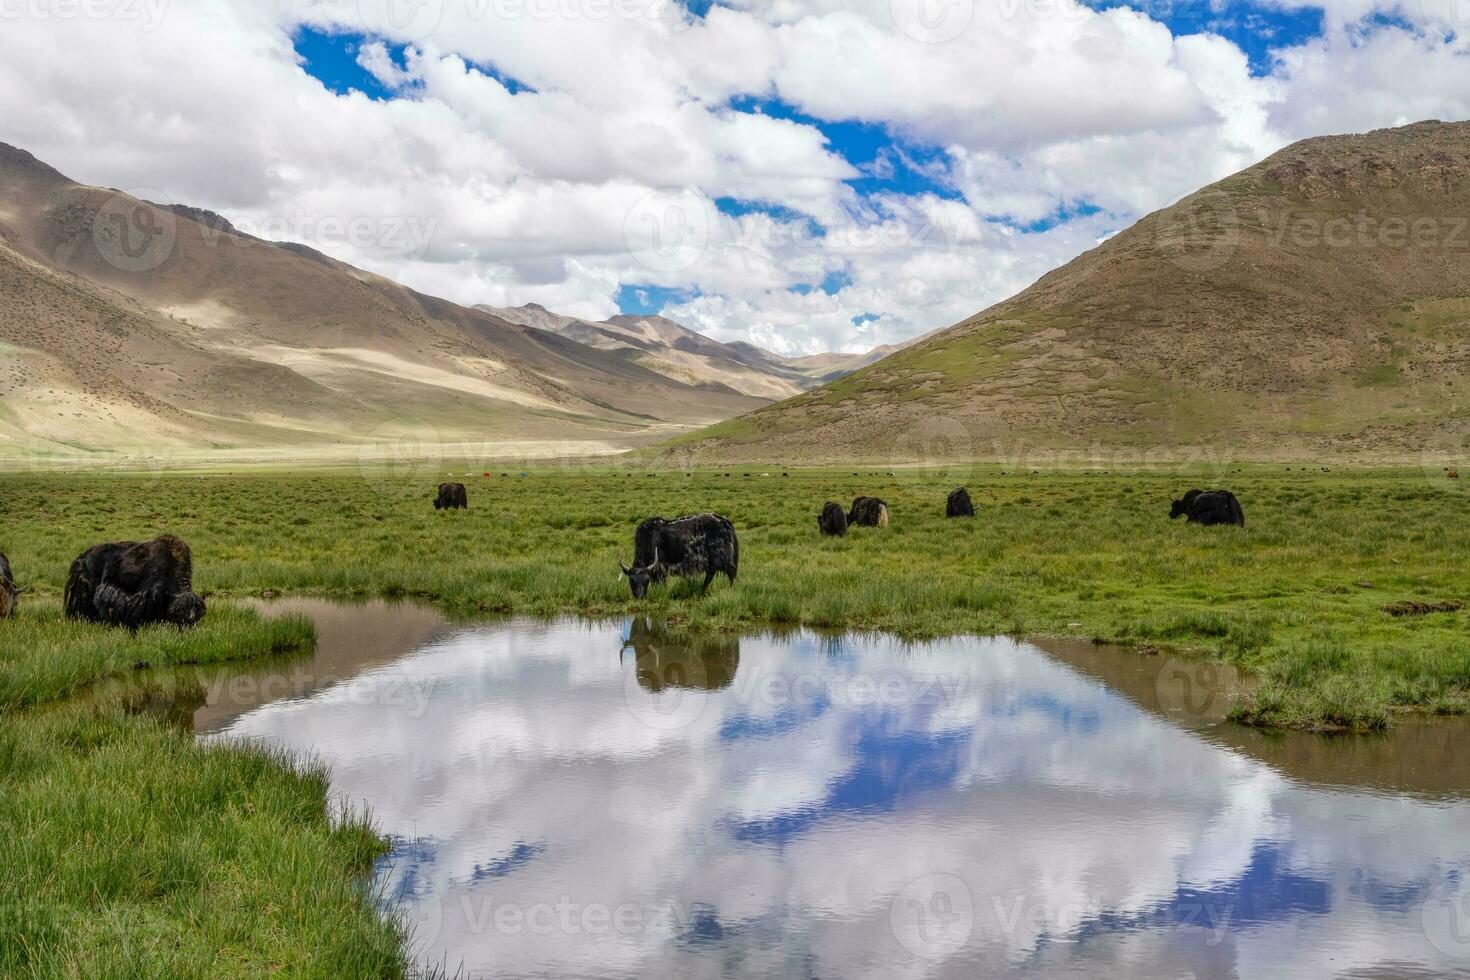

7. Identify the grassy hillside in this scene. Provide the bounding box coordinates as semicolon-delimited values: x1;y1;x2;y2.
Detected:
667;120;1470;463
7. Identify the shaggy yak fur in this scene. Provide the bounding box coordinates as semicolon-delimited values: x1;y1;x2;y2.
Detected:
1169;489;1245;527
947;487;976;518
621;514;739;598
64;535;206;629
818;501;848;537
434;482;469;510
0;552;17;620
848;496;889;528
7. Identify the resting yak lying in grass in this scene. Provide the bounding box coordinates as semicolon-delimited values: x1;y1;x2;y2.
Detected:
1169;489;1245;527
64;535;206;629
434;482;468;510
621;514;739;598
848;496;889;528
0;552;17;620
818;502;848;537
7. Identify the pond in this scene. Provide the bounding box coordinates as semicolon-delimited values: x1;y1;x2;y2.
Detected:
182;601;1470;979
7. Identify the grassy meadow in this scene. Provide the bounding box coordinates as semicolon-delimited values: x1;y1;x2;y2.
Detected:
2;462;1468;975
1;464;1468;730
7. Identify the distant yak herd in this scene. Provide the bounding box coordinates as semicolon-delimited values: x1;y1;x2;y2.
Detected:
0;482;1248;622
607;484;1244;598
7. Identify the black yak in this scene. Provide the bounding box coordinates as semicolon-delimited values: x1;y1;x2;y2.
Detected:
818;502;848;537
434;482;468;510
0;552;17;620
848;496;889;528
947;487;975;518
1170;489;1245;527
620;514;738;598
64;535;206;629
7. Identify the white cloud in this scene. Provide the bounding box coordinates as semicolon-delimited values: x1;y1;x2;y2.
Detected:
0;0;1464;354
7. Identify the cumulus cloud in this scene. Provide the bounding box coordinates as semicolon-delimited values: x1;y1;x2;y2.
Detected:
0;0;1464;353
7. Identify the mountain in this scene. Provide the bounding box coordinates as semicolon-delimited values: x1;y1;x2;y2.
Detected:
0;143;764;463
664;120;1470;464
478;304;900;400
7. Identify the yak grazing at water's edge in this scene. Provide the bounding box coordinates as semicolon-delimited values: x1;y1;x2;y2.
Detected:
620;514;739;598
434;482;468;510
64;535;206;629
0;552;17;619
1170;489;1245;527
947;487;975;518
818;502;848;537
848;496;889;528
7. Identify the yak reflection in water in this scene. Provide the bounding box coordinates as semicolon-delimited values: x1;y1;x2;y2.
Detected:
621;617;740;693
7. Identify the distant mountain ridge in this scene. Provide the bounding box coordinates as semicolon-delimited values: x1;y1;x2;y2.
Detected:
476;303;903;400
0;142;772;462
666;120;1470;463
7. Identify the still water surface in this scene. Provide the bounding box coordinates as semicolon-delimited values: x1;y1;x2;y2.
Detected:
187;601;1470;979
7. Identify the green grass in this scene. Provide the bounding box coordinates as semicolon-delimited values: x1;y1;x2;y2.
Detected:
2;466;1468;732
2;464;1468;973
0;602;315;709
0;588;423;976
0;697;410;978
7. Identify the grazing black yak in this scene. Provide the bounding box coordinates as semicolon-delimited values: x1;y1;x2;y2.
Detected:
620;514;738;598
848;496;889;528
818;502;848;537
64;535;206;629
0;552;17;619
1170;489;1245;527
434;482;469;510
947;487;975;518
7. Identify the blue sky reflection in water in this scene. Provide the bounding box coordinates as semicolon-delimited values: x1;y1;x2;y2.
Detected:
209;616;1470;979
